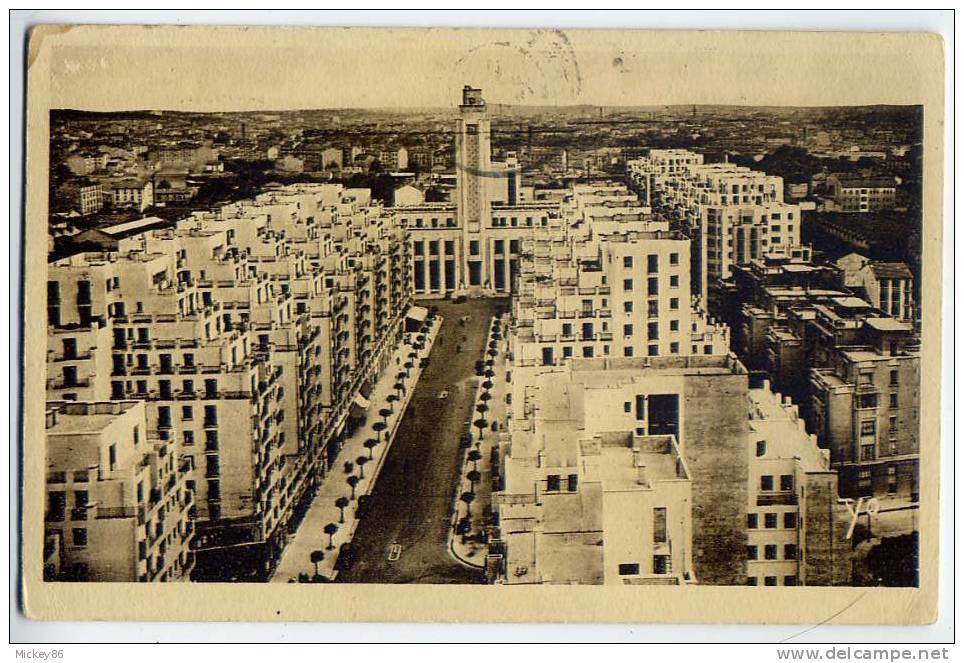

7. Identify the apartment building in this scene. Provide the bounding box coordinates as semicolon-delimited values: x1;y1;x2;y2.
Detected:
837;252;915;322
79;182;104;216
491;363;694;585
746;384;852;587
827;175;897;213
46;181;414;580
45;400;194;582
717;251;849;372
494;355;751;585
510;183;729;368
629;150;805;303
809;315;920;500
377;147;408;171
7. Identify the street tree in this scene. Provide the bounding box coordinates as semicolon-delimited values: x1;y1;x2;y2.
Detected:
460;491;475;520
473;418;488;439
310;550;325;577
363;438;378;459
378;407;392;424
476;403;488;415
323;523;338;550
482;380;493;390
356;456;369;478
372;420;387;441
467;449;482;471
480;391;492;402
466;469;481;491
335;496;350;523
347;475;360;500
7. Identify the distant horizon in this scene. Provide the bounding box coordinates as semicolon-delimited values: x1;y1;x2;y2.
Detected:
51;102;924;116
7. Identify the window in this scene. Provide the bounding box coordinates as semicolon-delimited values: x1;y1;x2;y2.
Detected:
764;576;777;586
183;431;195;446
756;440;767;457
780;475;794;491
72;528;88;547
623;301;633;313
764;513;777;529
760;475;774;491
669;252;679;266
653;507;667;543
648;300;659;317
784;512;797;529
624;402;632;413
860;419;876;437
618;563;640;576
582;346;594;358
669;319;679;332
562;346;573;358
108;444;117;471
469;240;480;256
624;324;634;337
653;555;669;575
647;344;658;357
747;513;758;529
624;346;634;357
647;255;659;273
623;278;633;292
669;342;679;354
747;577;758;586
414;241;424;256
623;256;633;269
546;475;561;492
890;369;899;386
670;275;679;288
784;544;798;560
764;545;778;560
669;298;679;310
890;392;898;408
47;491;66;522
648;277;659;296
648;322;659;341
567;474;578;492
784;576;798;586
746;545;758;560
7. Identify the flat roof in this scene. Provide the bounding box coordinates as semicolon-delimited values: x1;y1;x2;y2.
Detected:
864;317;912;332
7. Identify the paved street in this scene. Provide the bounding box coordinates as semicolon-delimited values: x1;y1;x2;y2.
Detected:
338;298;506;584
270;321;438;582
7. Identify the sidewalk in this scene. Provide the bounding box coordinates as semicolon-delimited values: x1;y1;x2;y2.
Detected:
271;314;441;582
449;312;507;569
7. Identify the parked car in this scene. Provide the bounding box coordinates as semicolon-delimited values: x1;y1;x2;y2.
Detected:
335;542;356;571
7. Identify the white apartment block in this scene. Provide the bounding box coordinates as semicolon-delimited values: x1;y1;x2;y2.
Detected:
493;364;694;585
629;150;805;300
511;183;729;368
46;182;413;580
746;384;852;587
45;400;195;582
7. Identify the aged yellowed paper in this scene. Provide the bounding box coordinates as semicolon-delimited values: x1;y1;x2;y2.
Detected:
23;24;944;623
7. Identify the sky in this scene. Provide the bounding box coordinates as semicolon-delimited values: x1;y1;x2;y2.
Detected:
40;26;940;112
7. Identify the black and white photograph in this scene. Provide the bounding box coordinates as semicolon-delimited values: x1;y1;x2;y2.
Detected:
17;19;947;628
